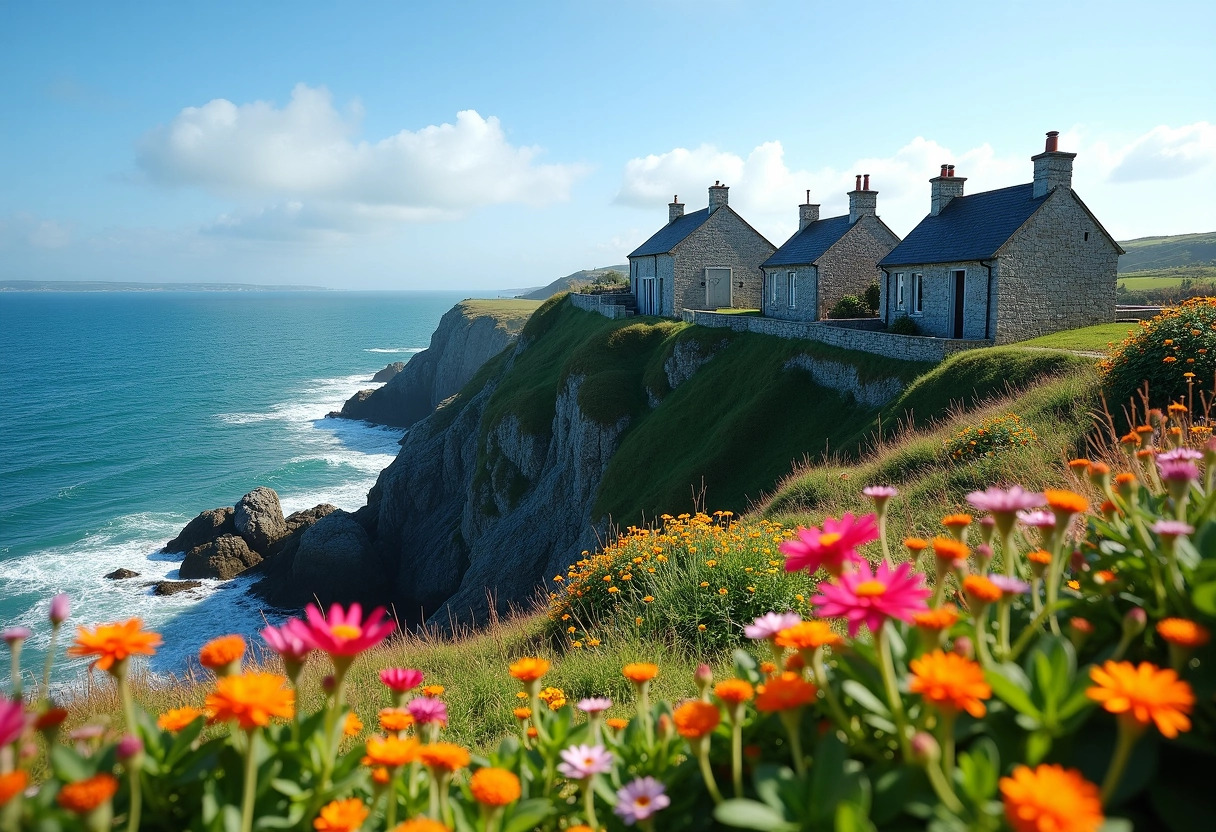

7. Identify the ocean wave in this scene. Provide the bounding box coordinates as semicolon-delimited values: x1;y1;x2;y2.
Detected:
364;347;424;354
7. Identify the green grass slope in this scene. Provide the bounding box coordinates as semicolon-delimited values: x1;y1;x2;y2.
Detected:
1118;230;1216;273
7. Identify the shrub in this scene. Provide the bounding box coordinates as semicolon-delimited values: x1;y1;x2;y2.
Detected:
888;314;920;335
944;412;1037;461
863;281;880;313
1099;297;1216;414
828;294;870;319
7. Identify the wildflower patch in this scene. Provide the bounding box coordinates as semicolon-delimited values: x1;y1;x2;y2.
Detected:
945;412;1037;462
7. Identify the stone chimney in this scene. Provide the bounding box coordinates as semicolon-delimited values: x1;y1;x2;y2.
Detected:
798;189;820;231
1031;131;1077;198
847;173;877;224
930;164;966;216
669;195;684;223
708;181;729;213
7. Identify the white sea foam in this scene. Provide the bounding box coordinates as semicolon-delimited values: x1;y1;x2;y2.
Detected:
364;347;425;354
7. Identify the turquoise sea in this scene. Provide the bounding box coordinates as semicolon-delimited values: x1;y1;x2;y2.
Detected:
0;290;470;684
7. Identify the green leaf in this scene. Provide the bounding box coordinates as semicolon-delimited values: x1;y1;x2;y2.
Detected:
809;734;849;824
956;738;999;807
752;763;794;811
502;799;556;832
1026;730;1052;765
49;744;94;782
835;800;878;832
714;799;798;831
1193;582;1216;617
841;680;891;717
985;665;1041;719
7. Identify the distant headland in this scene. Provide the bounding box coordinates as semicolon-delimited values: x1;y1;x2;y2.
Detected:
0;280;329;292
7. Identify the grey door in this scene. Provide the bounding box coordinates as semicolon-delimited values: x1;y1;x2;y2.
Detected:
706;268;732;309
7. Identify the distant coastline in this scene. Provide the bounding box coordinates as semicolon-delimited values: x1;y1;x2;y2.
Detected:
0;280;330;292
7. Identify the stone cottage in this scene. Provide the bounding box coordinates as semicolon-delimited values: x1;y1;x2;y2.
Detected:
878;132;1122;343
761;176;901;321
628;183;776;316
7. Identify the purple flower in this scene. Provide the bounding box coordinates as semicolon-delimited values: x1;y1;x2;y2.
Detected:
407;696;447;726
989;575;1031;597
116;734;143;761
1152;519;1195;537
967;486;1045;514
558;743;614;780
614;776;671;825
1158;448;1203;463
577;697;612;714
49;593;71;625
2;627;32;646
1016;510;1056;528
0;698;26;747
743;611;802;641
1158;459;1200;483
260;623;312;662
863;485;898;499
379;668;424;693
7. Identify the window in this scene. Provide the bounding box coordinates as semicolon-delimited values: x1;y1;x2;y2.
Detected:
787;272;797;308
912;273;923;315
1084;232;1090;241
896;273;906;311
769;272;778;305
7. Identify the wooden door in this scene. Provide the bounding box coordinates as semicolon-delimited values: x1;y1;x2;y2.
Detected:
705;268;732;309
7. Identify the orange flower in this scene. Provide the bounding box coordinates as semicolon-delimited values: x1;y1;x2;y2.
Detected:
370;767;391;786
774;621;842;650
755;672;817;712
1087;660;1194;738
1067;458;1092;471
512;706;531;720
379;708;414;733
1000;764;1102;832
343;712;364;737
903;537;929;553
157;706;204;733
1027;549;1052;566
418;742;470;772
941;513;972;528
605;718;629;730
313;798;369;832
508;657;550;682
673;700;721;739
1157;618;1211;648
57;773;119;813
67;618;162;673
909;650;991;717
714;679;755;705
912;605;959;631
565;827;595;832
963;575;1002;604
469;767;522;806
205;672;295;731
422;684;445;698
362;734;419;768
1044;489;1088;515
0;771;28;806
390;820;451;832
198;634;245;670
931;537;969;561
623;662;659;683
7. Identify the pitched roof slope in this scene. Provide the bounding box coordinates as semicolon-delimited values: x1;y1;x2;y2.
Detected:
628;208;711;257
880;183;1048;267
762;216;853;268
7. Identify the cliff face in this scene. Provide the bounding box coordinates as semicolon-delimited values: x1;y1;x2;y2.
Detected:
336;300;538;428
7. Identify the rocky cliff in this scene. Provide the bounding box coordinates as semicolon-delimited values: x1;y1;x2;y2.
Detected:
334;300;539;428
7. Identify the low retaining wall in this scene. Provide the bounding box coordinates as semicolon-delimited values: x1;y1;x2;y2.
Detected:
570;292;630;319
1115;305;1164;322
683;311;991;363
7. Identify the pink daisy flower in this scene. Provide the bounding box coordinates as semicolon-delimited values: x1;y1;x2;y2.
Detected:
407;696;448;726
743;611;802;641
285;602;395;658
966;486;1044;515
0;698;26;747
577;697;613;714
614;776;670;824
780;513;878;576
379;668;424;693
811;560;930;637
558;744;614;780
260;622;312;663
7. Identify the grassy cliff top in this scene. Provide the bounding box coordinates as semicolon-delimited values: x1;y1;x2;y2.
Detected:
456;298;543;327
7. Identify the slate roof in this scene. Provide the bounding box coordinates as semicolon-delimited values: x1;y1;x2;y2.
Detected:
880;183;1047;267
762;215;852;268
628;208;711;257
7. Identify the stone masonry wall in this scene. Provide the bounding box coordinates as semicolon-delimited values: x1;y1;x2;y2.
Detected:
570;292;630;319
994;190;1118;344
816;216;901;317
762;266;817;321
882;260;994;340
673;208;774;313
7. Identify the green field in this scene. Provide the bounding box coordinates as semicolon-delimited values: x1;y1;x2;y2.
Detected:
1017;322;1137;352
1117;265;1216;290
1118;230;1216;273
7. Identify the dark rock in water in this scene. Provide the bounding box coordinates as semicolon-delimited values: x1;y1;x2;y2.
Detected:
164;507;235;554
181;535;262;580
250;509;386;608
283;504;339;537
234;487;287;553
372;362;407;383
105;568;140;580
153;580;203;596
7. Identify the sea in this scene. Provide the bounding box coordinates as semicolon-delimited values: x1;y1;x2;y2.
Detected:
0;289;473;686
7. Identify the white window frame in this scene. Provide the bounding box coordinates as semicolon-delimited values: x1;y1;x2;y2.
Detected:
787;271;797;308
769;271;778;305
912;273;923;316
896;273;906;311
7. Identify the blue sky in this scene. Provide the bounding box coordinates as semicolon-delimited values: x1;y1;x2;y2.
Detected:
1;0;1213;290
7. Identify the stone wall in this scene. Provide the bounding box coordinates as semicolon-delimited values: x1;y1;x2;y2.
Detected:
683;310;991;363
817;216;900;317
762;266;817;321
570;292;630;319
628;254;675;316
783;354;904;408
673;208;774;313
882;260;995;340
994;189;1118;343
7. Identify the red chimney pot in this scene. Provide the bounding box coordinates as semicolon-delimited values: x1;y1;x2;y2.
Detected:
854;174;862;190
1045;131;1059;152
940;164;948;177
947;164;956;178
863;174;870;190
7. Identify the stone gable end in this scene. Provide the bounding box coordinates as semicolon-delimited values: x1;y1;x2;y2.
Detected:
672;208;775;312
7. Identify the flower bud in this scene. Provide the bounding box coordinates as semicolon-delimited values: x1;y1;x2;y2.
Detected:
910;732;940;765
657;713;675;743
50;593;71;625
322;675;336;693
694;663;713;695
116;734;143;763
1068;617;1094;650
979;515;996;544
952;636;974;660
975;544;993;571
1123;607;1147;639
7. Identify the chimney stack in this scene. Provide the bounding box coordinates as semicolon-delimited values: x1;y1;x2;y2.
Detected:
848;173;877;224
798;189;820;231
669;195;684;223
930;163;966;216
1031;130;1076;198
708;181;729;213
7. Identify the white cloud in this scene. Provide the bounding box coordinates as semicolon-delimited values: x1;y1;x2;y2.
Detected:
615;123;1216;248
137;84;589;237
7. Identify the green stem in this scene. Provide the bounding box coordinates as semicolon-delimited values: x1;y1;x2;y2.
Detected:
878;508;892;567
729;713;744;798
1010;600;1067;661
1101;720;1142;805
974;605;995;668
924;758;965;814
697;739;724;804
8;643;20;700
996;599;1013;661
240;728;259;832
438;772;453;827
812;648;858;741
41;624;60;702
937;711;957;779
125;765;142;832
385;770;398;830
638;681;653;748
428;769;441;819
779;711;806;776
319;663;349;791
876;624;912;760
582;781;600;828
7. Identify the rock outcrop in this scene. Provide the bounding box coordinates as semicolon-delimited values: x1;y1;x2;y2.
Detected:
334;302;527;428
153;580;202;596
164;507;235;554
180;534;262;580
105;569;140;580
372;362;406;383
234;487;287;552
